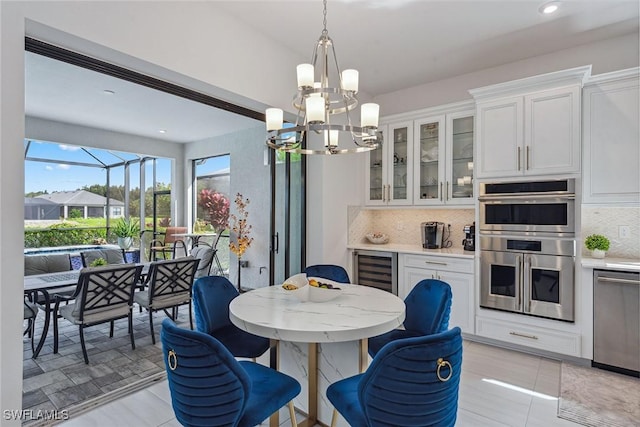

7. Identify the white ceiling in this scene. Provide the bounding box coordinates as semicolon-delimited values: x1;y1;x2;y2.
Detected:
25;0;639;144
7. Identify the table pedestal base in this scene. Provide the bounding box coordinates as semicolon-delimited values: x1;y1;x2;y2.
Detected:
270;339;368;427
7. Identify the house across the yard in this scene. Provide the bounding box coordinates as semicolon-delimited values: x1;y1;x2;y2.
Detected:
28;190;124;219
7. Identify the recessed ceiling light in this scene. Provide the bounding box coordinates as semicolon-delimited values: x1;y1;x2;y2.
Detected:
539;1;560;14
103;89;115;95
158;129;167;134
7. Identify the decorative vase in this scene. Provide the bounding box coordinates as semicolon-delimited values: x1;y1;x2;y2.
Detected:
117;237;133;250
591;249;606;259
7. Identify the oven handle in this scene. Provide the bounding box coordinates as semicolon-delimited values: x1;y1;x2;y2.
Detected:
523;254;530;313
479;194;575;201
516;254;522;311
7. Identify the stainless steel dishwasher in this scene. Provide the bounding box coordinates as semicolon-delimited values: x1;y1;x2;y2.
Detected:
593;269;640;377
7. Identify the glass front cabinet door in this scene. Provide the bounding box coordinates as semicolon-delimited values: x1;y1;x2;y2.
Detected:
413;116;445;204
447;111;475;204
365;122;413;206
413;110;474;206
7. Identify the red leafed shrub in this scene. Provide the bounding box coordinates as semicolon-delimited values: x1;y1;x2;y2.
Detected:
198;189;230;233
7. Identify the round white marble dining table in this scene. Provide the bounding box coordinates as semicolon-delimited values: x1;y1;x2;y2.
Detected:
229;284;405;427
229;284;406;343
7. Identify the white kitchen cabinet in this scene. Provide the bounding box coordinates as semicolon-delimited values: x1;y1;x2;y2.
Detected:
582;68;640;204
471;66;590;179
365;121;413;206
413;111;475;206
400;253;474;333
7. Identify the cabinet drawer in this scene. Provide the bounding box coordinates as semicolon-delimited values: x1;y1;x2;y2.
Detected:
476;317;581;357
403;254;473;274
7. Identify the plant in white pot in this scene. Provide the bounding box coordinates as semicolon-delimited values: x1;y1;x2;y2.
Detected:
585;234;610;259
113;217;140;250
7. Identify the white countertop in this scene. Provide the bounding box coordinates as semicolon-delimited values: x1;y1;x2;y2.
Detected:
347;242;475;258
581;256;640;272
229;285;406;343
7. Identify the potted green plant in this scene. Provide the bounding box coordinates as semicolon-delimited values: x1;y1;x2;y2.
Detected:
89;257;107;267
585;234;610;259
113;217;140;250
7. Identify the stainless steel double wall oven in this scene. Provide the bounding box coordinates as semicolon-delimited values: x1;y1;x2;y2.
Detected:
478;179;576;322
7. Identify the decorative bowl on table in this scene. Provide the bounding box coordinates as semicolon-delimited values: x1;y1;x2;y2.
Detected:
366;233;389;244
283;276;343;303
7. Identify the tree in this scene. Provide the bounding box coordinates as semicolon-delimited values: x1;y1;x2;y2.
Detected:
198;189;230;233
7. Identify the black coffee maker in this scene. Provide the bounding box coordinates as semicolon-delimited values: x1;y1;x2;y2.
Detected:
462;222;475;251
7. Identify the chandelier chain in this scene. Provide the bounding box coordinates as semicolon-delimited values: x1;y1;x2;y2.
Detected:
322;0;328;35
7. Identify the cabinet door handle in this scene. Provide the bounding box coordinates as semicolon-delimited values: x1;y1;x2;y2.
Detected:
425;261;447;266
509;331;539;340
445;181;449;201
440;182;443;201
386;184;390;202
526;146;530;170
517;147;521;171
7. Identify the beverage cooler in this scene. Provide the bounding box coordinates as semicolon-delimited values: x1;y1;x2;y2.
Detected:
352;250;398;295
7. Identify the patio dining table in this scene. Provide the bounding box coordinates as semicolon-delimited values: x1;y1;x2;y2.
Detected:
24;263;151;358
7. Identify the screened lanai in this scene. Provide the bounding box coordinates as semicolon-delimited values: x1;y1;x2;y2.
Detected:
24;138;173;262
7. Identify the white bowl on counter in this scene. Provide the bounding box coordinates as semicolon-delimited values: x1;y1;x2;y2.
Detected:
366;233;389;244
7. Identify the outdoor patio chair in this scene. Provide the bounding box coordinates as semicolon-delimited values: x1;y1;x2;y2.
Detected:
149;226;188;260
23;297;39;355
80;248;127;267
190;245;214;280
134;257;199;344
24;253;76;358
52;263;143;364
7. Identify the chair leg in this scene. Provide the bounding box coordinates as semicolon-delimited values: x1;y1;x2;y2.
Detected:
79;326;89;364
149;310;156;345
129;313;136;350
109;320;114;338
288;401;298;427
53;309;60;354
188;301;193;330
330;409;338;427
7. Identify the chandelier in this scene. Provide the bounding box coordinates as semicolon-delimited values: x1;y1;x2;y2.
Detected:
265;0;382;155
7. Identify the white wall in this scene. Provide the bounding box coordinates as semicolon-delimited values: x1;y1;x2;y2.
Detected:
376;33;639;116
185;126;271;289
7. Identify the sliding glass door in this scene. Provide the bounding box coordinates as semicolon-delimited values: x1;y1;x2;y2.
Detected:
271;150;305;285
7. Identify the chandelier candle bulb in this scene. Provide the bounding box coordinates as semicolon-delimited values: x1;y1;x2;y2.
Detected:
324;130;339;147
306;96;325;123
265;108;283;131
297;64;314;88
341;69;359;92
361;103;380;128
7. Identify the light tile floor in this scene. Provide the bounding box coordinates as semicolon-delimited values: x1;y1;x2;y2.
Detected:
60;340;582;426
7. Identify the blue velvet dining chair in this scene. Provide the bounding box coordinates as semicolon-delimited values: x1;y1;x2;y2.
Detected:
192;276;270;359
368;278;452;358
304;264;351;284
327;327;463;427
160;318;301;427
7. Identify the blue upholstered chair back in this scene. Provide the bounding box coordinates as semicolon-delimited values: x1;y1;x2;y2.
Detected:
192;275;237;334
304;264;350;283
359;327;463;426
404;279;452;335
160;318;251;427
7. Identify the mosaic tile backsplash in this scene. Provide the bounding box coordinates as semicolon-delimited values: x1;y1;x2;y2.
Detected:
580;206;640;259
348;206;639;259
348;207;475;249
